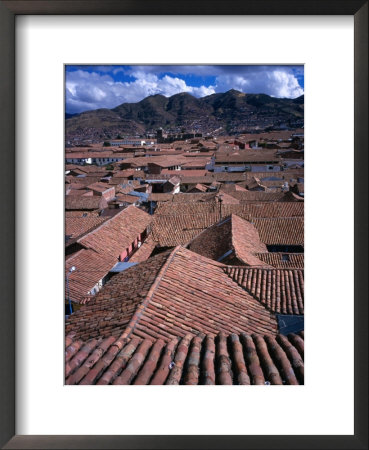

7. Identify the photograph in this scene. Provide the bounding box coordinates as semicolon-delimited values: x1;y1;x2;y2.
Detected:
64;64;305;386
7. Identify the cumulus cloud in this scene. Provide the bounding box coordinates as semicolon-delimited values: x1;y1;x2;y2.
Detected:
66;65;303;114
214;69;303;99
66;70;215;113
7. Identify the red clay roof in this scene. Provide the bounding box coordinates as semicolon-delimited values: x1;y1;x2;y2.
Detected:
129;236;156;263
151;204;304;248
87;182;115;193
65;330;304;385
78;205;151;258
65;196;108;211
65;206;152;304
251;217;304;246
65;249;113;304
154;200;304;218
224;266;304;315
255;253;304;269
188;215;271;267
187;183;208;193
65;216;107;241
227;191;287;202
65;247;278;342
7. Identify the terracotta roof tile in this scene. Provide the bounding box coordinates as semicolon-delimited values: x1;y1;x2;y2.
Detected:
129;236;156;263
251;217;304;246
227;191;287;202
65;331;304;385
66;247;278;342
155;201;303;218
78;205;151;258
65;196;108;211
151;204;303;248
255;253;304;269
65;251;172;335
224;266;304;315
65;217;107;241
188;214;271;267
65;206;152;304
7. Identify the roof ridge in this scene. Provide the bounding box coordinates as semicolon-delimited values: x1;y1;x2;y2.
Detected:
116;246;181;343
178;246;227;267
77;205;143;244
223;265;304;272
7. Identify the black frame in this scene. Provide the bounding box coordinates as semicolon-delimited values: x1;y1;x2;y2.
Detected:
0;1;367;449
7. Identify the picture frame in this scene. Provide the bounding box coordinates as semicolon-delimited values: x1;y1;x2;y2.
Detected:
0;1;367;448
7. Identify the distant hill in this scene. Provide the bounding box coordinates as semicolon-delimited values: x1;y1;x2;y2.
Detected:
66;90;304;142
65;112;79;120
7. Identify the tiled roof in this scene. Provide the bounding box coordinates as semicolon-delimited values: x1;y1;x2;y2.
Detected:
211;173;248;182
129;235;156;263
214;151;279;163
224;266;304;315
71;165;110;174
188;183;208;193
65;330;304;385
65;216;107;241
115;184;135;194
151;213;219;246
148;193;174;202
115;193;138;204
66;206;152;304
219;184;248;193
244;170;304;182
112;169;135;178
172;193;217;203
217;192;240;204
66;189;92;197
155;202;218;216
151;203;304;248
66;176;104;186
181;176;216;184
65;196;108;211
251;217;304;246
147;156;187;167
78;205;151;258
161;169;209;177
227;191;286;202
65;247;278;342
230;215;272;265
239;130;303;142
65;211;100;217
221;202;304;219
279;191;304;202
66;249;114;304
255;253;304;269
188;215;271;267
66;251;171;334
87;182;114;193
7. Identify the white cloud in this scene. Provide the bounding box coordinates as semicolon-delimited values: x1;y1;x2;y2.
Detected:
214;70;303;99
65;66;303;113
66;70;215;113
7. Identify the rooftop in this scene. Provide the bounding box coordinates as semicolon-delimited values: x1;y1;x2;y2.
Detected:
224;266;304;315
65;330;304;385
65;246;278;342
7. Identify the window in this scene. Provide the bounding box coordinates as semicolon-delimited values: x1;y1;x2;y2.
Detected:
282;254;290;262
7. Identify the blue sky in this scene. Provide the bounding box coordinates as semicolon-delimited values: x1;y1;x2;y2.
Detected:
66;65;304;114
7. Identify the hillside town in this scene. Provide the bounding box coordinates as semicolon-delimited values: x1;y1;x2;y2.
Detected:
65;126;304;385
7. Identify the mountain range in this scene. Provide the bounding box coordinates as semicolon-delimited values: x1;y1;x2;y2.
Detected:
65;90;304;143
